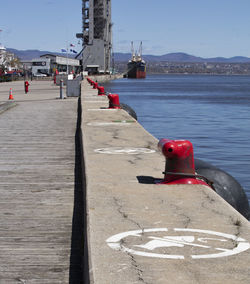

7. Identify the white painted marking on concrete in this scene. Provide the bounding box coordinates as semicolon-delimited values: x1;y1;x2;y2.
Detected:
85;101;106;103
94;147;155;155
87;122;132;126
106;228;250;260
0;182;75;185
87;109;118;111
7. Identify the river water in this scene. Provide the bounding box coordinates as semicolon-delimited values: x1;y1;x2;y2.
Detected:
103;74;250;204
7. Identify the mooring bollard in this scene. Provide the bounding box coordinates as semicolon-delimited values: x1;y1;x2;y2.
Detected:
93;82;98;89
157;138;208;186
108;94;121;109
97;86;105;95
60;79;64;99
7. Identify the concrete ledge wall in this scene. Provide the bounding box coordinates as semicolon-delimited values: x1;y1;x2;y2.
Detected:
81;79;250;284
87;74;123;84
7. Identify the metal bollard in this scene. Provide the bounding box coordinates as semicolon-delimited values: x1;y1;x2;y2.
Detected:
108;94;121;109
97;86;105;95
60;79;64;99
93;82;98;89
157;138;209;186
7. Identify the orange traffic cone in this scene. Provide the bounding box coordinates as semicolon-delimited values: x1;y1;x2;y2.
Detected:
9;88;14;100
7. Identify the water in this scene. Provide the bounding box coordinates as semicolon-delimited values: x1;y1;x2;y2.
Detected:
103;74;250;204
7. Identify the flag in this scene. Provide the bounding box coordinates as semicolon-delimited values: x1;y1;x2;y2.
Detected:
70;43;75;47
70;49;78;54
61;48;67;52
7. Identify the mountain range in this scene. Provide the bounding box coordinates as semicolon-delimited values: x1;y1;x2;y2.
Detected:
114;52;250;63
6;48;76;60
7;48;250;63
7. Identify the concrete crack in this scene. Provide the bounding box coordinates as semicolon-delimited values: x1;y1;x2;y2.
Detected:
165;202;192;228
113;197;143;230
128;252;150;284
112;198;150;283
230;216;242;247
200;190;229;218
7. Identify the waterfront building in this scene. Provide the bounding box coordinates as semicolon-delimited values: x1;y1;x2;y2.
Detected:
76;0;112;74
0;44;18;72
0;44;6;66
23;54;81;76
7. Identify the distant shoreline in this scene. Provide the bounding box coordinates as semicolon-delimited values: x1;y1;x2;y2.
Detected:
145;72;250;76
115;61;250;76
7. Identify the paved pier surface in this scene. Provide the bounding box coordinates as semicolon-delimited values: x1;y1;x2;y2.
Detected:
81;79;250;283
0;81;79;283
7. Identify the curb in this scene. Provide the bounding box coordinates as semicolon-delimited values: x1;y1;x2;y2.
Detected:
0;101;17;115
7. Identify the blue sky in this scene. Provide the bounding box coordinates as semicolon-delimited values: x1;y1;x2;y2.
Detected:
1;0;250;58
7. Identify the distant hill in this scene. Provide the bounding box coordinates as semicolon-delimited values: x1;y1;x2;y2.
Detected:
114;52;250;63
6;48;250;63
6;48;76;60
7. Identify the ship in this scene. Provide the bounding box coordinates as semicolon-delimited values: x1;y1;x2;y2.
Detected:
127;42;146;79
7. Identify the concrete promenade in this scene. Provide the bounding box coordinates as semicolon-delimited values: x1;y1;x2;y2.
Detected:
82;79;250;283
0;78;250;283
0;80;80;283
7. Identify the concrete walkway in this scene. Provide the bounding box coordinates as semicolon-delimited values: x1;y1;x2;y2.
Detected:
82;79;250;284
1;78;250;283
0;80;79;283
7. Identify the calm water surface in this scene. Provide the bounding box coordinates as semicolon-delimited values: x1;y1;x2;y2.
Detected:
103;74;250;204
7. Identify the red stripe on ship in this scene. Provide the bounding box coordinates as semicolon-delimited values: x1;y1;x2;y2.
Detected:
136;70;146;79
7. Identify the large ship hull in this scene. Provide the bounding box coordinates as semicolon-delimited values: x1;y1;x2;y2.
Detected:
127;61;146;79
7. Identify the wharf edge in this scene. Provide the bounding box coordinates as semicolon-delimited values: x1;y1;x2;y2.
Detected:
0;78;249;283
81;77;250;283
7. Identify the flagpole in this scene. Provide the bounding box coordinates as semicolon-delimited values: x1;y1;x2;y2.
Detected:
66;43;69;75
61;43;76;75
0;29;3;44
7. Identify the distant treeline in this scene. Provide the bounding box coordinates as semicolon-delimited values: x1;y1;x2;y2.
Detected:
115;61;250;75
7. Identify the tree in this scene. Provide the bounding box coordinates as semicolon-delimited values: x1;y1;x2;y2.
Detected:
10;57;21;69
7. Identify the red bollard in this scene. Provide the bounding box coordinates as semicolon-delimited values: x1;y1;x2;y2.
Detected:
158;138;208;185
24;81;30;94
93;82;98;89
108;94;121;109
97;86;105;96
53;75;56;84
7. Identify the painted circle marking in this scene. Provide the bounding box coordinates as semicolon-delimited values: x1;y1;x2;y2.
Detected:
106;228;250;259
94;147;155;155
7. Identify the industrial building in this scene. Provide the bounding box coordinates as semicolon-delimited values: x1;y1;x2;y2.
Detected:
28;54;80;76
76;0;112;74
